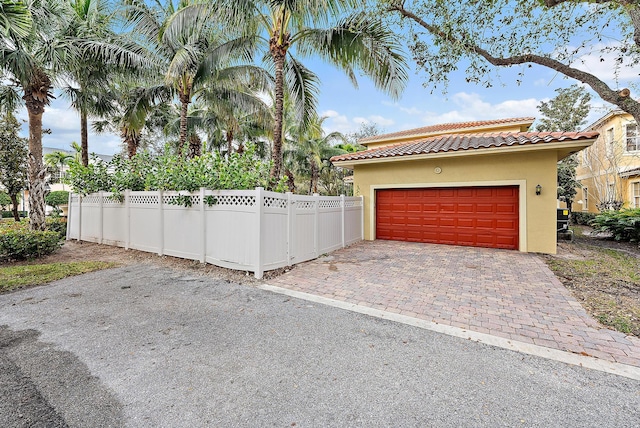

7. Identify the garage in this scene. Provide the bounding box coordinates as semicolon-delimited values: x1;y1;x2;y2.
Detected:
376;187;519;250
331;117;599;254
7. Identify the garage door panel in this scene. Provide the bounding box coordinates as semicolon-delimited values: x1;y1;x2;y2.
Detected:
376;186;519;250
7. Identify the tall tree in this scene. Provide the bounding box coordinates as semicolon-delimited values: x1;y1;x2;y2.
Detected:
44;150;73;190
536;85;592;132
59;0;119;166
224;0;408;180
0;110;28;221
124;0;259;155
0;0;65;230
535;85;591;212
383;0;640;125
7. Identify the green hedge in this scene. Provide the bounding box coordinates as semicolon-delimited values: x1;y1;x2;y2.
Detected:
1;210;27;218
591;209;640;243
45;190;70;208
0;219;64;260
572;211;597;226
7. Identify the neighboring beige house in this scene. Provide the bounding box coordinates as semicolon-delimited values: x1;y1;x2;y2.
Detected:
331;117;598;254
576;110;640;212
18;147;114;213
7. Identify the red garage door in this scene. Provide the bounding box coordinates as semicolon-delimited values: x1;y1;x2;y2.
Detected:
376;187;519;250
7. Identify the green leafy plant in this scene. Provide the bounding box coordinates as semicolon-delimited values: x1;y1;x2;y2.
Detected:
0;219;64;260
46;217;67;239
65;144;288;206
45;190;70;209
572;211;596;226
592;209;640;243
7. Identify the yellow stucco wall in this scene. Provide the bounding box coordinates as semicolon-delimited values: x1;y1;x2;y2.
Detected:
353;150;559;254
363;123;531;149
576;112;640;212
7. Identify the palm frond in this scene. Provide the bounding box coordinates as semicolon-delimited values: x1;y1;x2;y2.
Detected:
284;55;319;131
296;11;408;100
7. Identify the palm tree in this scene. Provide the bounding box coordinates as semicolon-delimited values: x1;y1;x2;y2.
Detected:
124;0;260;154
285;115;346;194
0;0;32;42
44;150;73;190
58;0;116;166
223;0;408;180
0;0;67;230
0;1;148;230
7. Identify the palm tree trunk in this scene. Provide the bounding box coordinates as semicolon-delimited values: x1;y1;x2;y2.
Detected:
189;133;202;158
10;193;20;222
310;161;319;195
81;107;89;166
179;86;191;154
23;69;52;231
25;106;47;231
226;129;234;157
270;43;287;181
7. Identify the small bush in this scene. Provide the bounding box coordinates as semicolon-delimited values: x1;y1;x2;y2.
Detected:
46;217;67;239
572;211;597;226
45;190;70;208
591;209;640;243
1;210;26;218
0;219;63;260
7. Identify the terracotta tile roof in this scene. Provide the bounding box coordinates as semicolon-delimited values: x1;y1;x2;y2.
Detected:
359;117;535;144
331;132;599;163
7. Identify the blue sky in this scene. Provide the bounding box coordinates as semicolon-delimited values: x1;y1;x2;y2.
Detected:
18;35;637;156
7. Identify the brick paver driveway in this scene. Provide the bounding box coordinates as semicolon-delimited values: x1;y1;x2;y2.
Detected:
270;240;640;368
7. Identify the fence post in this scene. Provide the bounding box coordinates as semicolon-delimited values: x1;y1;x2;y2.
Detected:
360;195;364;240
200;187;206;263
341;194;345;248
286;192;293;266
65;192;72;240
254;187;264;279
124;190;130;250
314;193;320;258
158;190;164;256
77;195;82;242
98;191;104;244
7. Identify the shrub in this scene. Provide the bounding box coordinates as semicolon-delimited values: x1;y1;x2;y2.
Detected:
46;217;67;239
0;219;64;260
572;211;596;226
65;144;288;205
45;190;70;208
1;210;26;218
591;209;640;243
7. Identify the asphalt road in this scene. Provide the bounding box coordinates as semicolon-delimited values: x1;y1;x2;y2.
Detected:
1;264;639;427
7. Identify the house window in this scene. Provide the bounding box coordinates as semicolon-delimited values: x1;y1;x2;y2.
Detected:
605;128;615;156
627;124;640;152
583;187;588;211
633;182;640;208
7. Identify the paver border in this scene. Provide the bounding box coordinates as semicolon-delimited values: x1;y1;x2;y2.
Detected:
260;283;640;381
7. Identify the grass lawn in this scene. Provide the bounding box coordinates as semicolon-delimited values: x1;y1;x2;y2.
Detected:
0;261;118;292
545;235;640;337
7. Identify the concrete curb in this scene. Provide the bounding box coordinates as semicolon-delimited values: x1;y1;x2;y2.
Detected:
259;283;640;381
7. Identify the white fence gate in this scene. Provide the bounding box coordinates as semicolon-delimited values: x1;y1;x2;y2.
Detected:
66;188;363;278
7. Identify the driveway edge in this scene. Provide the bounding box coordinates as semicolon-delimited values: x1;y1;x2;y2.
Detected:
259;283;640;381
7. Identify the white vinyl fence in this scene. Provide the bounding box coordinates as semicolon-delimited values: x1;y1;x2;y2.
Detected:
66;187;363;278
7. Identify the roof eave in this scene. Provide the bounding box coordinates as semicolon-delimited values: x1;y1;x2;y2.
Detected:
332;139;597;168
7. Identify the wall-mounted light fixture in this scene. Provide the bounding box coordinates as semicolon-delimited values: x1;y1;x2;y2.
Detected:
535;184;542;195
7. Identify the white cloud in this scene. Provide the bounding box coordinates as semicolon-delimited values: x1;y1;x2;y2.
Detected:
420;92;540;125
17;99;122;155
322;112;395;135
570;42;639;86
